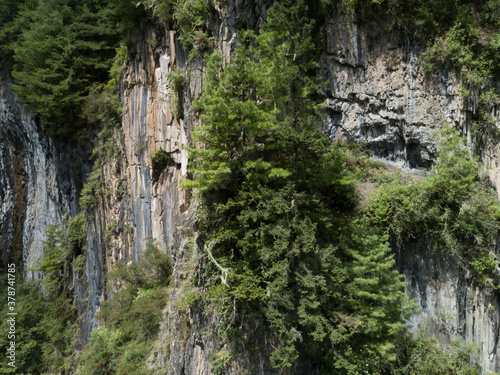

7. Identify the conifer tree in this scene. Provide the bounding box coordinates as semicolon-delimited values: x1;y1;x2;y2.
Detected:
185;0;410;372
11;0;122;137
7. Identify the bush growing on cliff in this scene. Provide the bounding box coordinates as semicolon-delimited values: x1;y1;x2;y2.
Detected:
138;0;214;55
365;125;500;284
149;148;174;182
78;239;171;375
184;0;410;371
390;330;482;375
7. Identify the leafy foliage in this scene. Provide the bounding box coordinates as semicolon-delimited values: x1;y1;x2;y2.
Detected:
210;350;232;375
333;0;461;36
184;0;410;371
391;330;483;375
365;126;500;284
150;148;174;182
138;0;214;55
78;239;172;375
167;66;189;118
0;278;46;374
32;225;69;296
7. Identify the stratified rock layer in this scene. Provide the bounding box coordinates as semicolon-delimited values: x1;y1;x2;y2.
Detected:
2;1;500;373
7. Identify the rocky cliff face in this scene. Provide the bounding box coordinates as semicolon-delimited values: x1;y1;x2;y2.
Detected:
322;6;461;169
0;71;86;276
0;70;92;343
2;1;500;373
321;5;500;373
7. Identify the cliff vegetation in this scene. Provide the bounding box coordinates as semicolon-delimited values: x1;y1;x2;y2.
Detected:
1;0;500;374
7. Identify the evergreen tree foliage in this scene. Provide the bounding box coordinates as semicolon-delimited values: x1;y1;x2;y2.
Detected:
0;218;85;373
184;0;409;371
0;278;45;374
34;224;68;296
0;277;76;374
11;0;122;138
0;0;30;67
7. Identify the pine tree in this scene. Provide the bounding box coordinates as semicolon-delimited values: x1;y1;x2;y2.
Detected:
11;0;122;138
185;0;410;371
0;0;29;67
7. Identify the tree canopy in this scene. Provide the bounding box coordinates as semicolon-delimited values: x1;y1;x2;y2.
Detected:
184;0;410;371
10;0;123;138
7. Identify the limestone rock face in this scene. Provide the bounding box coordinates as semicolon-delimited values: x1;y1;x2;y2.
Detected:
3;1;500;373
0;72;84;275
321;6;500;374
0;71;92;339
397;242;500;374
322;6;463;170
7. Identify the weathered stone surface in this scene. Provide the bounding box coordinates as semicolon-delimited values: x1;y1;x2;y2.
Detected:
0;72;84;275
0;71;92;343
322;5;462;170
4;1;500;373
322;5;500;373
397;241;500;374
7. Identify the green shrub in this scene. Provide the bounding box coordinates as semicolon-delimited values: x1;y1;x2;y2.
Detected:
78;327;122;375
66;211;86;255
391;330;482;374
167;67;189;118
149;149;174;182
80;162;103;213
365;125;500;283
79;239;172;374
109;238;172;290
30;224;68;296
72;254;86;273
173;0;214;54
137;0;214;57
210;351;232;375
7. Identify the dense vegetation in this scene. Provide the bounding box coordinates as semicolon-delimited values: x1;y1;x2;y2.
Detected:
0;220;84;374
182;0;499;372
0;277;76;374
78;239;171;375
2;0;123;137
183;1;409;371
365;126;500;284
1;0;500;373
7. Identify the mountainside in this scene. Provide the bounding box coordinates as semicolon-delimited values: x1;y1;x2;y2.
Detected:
2;0;500;374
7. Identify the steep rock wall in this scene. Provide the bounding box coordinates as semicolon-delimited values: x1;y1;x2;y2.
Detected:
0;71;92;344
0;71;85;276
323;7;462;169
3;1;500;374
322;5;500;374
84;3;500;373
